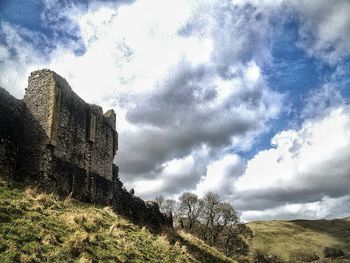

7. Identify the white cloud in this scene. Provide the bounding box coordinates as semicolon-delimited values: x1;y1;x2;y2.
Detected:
291;0;350;63
196;154;245;196
241;195;350;221
236;106;350;191
42;0;215;107
234;104;350;220
230;0;350;63
126;153;206;199
2;0;349;221
245;61;261;83
301;85;346;119
0;22;47;98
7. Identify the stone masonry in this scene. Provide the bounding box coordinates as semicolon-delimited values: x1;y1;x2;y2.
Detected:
0;88;23;179
0;69;171;230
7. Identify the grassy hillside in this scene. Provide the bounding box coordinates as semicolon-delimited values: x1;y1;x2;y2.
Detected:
0;179;235;263
248;219;350;261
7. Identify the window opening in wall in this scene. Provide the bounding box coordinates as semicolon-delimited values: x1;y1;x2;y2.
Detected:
89;113;96;143
47;84;61;147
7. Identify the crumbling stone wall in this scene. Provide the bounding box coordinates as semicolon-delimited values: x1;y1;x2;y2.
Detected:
0;87;23;179
112;165;172;230
0;69;171;230
19;69;117;204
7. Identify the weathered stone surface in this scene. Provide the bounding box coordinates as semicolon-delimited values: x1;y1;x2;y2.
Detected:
0;69;171;230
0;87;24;179
112;165;172;231
18;70;117;203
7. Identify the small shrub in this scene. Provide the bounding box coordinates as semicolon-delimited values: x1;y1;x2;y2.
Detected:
78;253;93;263
35;193;56;207
253;249;284;263
289;250;319;262
63;230;90;257
161;225;178;245
323;247;344;258
73;214;87;225
0;250;21;262
0;213;11;223
237;255;251;263
0;237;8;252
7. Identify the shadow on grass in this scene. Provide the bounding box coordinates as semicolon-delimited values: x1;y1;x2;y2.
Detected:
162;227;232;263
291;219;350;252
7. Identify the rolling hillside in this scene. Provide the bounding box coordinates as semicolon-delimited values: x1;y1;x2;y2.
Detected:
0;178;234;263
248;219;350;261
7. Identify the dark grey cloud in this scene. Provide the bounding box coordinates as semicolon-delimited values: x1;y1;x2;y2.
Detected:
235;161;350;211
126;65;217;128
234;182;350;211
148;163;206;199
113;1;285;199
118;61;280;177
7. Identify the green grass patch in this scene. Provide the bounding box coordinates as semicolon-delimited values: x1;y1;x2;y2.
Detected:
0;178;234;263
248;219;350;261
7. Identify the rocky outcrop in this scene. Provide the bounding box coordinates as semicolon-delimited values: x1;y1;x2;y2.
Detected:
0;69;171;231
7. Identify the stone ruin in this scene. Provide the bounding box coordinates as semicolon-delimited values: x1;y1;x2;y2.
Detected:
0;69;171;230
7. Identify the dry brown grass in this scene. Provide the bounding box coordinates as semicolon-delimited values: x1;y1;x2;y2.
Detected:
0;180;235;263
248;220;350;261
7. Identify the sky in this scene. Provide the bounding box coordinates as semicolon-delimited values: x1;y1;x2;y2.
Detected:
1;0;350;221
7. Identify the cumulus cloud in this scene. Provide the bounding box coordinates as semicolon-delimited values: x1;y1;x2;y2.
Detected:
126;152;208;200
292;0;350;63
229;0;350;63
241;195;350;221
234;104;350;219
0;0;283;198
1;0;350;221
301;85;347;119
0;22;47;97
119;60;281;175
196;154;245;196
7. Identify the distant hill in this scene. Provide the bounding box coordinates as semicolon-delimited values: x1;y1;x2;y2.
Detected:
248;218;350;261
343;216;350;222
0;178;234;263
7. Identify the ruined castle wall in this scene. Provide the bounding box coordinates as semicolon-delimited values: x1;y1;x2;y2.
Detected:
52;72;116;181
0;88;23;178
0;69;171;230
21;70;117;203
19;71;55;179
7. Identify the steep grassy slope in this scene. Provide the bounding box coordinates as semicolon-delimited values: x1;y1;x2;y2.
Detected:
0;179;234;263
248;219;350;260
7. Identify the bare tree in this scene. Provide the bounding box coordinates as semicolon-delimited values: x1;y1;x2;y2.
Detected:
201;192;221;242
210;202;238;246
154;195;164;209
178;192;203;231
200;192;239;246
220;223;253;257
163;199;177;215
173;190;252;258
